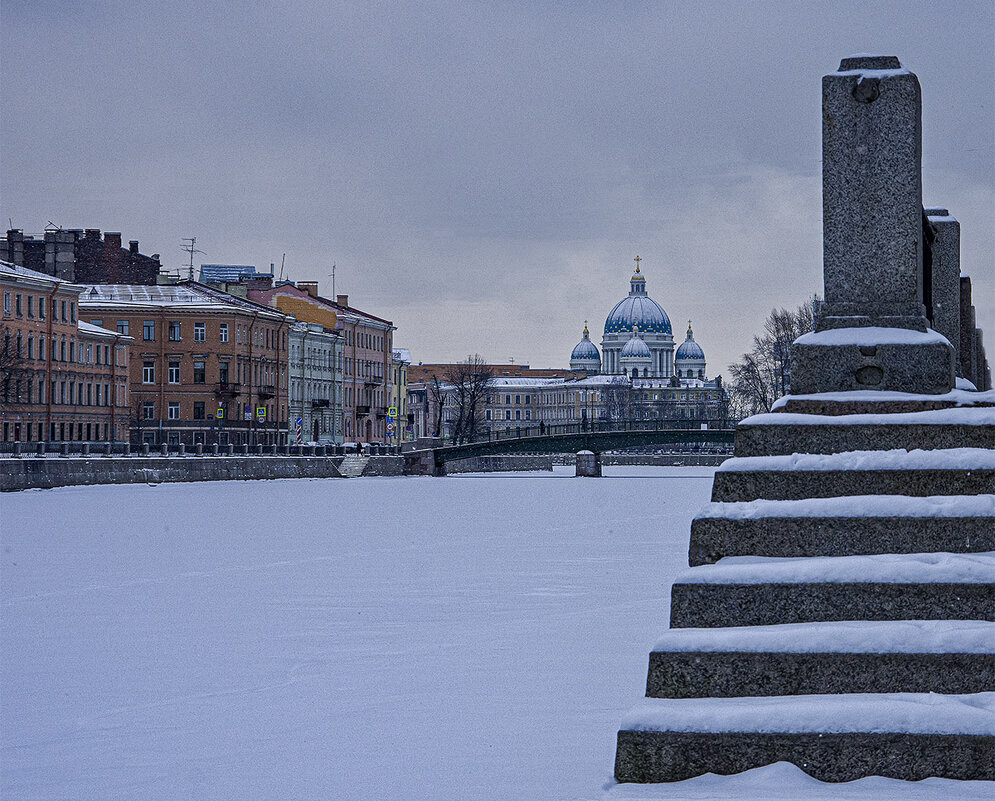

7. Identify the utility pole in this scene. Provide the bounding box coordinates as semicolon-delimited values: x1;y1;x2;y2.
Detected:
181;237;205;281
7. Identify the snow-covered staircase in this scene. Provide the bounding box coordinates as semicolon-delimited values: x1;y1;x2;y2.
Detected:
613;392;995;783
337;455;369;478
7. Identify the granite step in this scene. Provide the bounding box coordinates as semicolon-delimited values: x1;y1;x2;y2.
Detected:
688;494;995;565
710;449;995;501
670;552;995;627
615;692;995;782
733;408;995;458
644;620;995;698
337;455;369;478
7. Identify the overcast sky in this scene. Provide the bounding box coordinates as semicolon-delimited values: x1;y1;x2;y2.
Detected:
2;1;992;375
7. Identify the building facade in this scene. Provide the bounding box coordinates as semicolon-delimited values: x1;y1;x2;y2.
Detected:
1;261;132;443
80;283;291;446
390;348;410;444
288;322;344;443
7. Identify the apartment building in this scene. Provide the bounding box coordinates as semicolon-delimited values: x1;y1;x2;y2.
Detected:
1;261;132;443
80;283;291;446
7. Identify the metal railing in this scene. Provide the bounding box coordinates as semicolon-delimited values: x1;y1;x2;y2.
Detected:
448;417;736;445
0;441;402;458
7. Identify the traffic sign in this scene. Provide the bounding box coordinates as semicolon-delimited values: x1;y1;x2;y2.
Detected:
244;404;252;420
256;406;266;422
386;423;394;432
387;406;398;418
295;416;303;427
216;407;225;419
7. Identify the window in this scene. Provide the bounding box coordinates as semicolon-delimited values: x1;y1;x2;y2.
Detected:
219;362;229;384
27;336;33;359
194;322;206;342
2;292;10;316
90;318;102;327
168;321;181;341
117;320;129;335
193;402;206;420
86;344;93;364
505;410;511;420
168;361;180;384
143;320;155;341
15;294;23;317
69;302;75;323
27;296;34;318
38;336;44;361
143;361;155;384
220;323;228;343
167;402;180;420
39;297;45;320
193;361;205;384
515;409;522;420
142;402;155;420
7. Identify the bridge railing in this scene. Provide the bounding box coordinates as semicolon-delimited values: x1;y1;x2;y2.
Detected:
447;418;736;445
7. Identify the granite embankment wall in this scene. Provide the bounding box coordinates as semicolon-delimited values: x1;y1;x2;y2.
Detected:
442;455;554;474
554;453;731;467
0;456;404;491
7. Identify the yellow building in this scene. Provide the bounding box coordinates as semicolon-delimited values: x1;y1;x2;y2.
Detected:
390;348;410;443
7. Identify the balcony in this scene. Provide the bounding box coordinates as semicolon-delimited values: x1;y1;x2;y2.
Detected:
257;385;276;400
311;399;330;408
356;404;371;415
214;382;241;399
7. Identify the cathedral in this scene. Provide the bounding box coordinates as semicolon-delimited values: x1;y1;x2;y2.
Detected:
569;259;709;383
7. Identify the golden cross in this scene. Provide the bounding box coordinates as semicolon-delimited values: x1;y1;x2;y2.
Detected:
633;255;642;272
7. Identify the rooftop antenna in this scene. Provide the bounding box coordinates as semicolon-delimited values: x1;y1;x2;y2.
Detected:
279;253;286;282
180;237;205;281
327;263;336;298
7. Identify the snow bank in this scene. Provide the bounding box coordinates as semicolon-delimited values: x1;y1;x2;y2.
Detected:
620;692;995;735
741;407;995;426
651;620;994;654
794;327;951;347
674;552;995;585
695;494;995;520
716;448;995;473
770;387;994;410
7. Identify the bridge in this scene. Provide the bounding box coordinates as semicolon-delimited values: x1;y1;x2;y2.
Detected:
403;419;736;475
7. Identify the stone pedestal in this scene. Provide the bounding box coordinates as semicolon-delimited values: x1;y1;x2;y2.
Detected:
575;450;602;477
793;55;954;395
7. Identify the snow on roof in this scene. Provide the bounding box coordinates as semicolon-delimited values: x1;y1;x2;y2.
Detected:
77;320;127;339
794;326;951;347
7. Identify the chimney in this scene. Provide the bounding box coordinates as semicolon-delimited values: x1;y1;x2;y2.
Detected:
85;228;100;239
298;281;319;298
129;240;139;254
104;232;122;249
336;294;349;307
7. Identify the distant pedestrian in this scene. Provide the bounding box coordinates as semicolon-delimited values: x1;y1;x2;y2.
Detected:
539;421;546;435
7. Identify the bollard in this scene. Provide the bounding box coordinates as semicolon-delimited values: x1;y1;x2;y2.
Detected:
12;442;22;457
60;442;70;457
122;443;131;456
141;442;150;456
195;443;203;456
161;443;168;456
81;443;89;456
178;443;186;456
36;442;45;457
104;442;113;456
211;443;219;456
256;444;264;455
319;445;328;457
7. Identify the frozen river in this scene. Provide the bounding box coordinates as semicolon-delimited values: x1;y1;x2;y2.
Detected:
2;467;987;800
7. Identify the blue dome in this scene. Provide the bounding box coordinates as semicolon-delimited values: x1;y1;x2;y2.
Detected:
620;332;651;359
571;339;600;360
604;268;672;336
676;324;705;360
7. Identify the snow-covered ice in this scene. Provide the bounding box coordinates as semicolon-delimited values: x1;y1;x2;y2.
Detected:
2;466;989;800
742;407;995;425
770;387;995;409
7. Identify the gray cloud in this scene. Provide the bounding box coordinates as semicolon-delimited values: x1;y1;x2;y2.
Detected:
2;0;992;374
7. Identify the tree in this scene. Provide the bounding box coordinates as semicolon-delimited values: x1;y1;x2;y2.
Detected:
447;355;494;443
427;373;447;439
0;324;28;409
728;297;818;417
603;375;633;424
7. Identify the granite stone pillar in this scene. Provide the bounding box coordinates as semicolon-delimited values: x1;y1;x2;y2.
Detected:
924;208;961;370
959;277;978;385
792;56;954;395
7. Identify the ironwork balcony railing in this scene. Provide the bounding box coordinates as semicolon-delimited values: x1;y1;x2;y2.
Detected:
214;382;241;398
